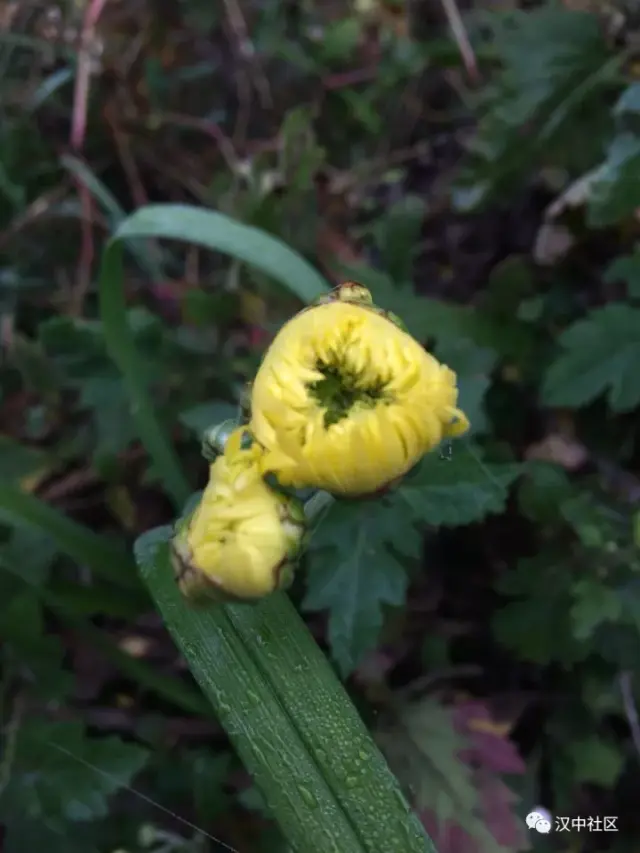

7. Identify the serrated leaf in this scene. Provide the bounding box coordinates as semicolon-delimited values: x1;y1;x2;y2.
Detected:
396;445;521;527
455;7;615;208
3;721;148;826
377;698;499;851
542;304;640;412
452;701;528;851
304;499;418;674
379;699;478;819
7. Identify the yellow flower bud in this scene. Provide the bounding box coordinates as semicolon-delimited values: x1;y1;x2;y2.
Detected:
250;288;469;497
171;427;306;602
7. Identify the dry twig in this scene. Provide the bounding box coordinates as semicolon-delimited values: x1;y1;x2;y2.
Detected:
68;0;109;317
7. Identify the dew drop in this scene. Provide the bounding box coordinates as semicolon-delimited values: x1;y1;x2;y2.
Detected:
298;786;318;809
439;440;453;461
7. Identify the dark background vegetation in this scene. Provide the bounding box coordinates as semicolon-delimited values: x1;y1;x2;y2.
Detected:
2;0;640;851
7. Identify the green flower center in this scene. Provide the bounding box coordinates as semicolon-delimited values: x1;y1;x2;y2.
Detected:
310;362;388;427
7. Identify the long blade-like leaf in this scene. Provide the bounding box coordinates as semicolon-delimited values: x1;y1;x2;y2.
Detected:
138;532;364;853
111;204;331;304
0;483;138;589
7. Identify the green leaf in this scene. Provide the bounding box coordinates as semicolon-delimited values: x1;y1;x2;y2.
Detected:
567;736;624;787
78;375;139;459
3;819;100;853
3;549;209;715
373;196;426;283
3;721;148;825
0;593;73;699
60;153;165;282
178;400;239;435
337;263;535;370
396;444;521;527
319;18;362;64
614;81;640;116
570;579;623;641
559;492;623;549
455;7;616;208
331;265;458;343
304;500;417;674
518;462;574;525
0;526;57;585
0;484;138;588
111;204;330;304
191;751;233;822
494;598;579;666
542;304;640;411
493;557;582;665
434;340;497;436
135;530;434;853
0;436;51;483
588;134;640;227
604;252;640;299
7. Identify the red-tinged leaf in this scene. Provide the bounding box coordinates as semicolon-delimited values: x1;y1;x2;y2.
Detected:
477;773;529;849
420;811;478;853
459;731;526;775
376;697;521;853
378;695;530;853
453;701;527;775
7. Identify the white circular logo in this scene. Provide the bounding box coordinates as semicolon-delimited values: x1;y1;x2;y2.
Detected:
526;809;553;834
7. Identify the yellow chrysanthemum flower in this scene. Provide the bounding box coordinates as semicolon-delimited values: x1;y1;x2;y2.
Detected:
250;290;469;497
171;427;306;602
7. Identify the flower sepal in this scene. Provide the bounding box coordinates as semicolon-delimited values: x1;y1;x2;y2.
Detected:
264;472;317;504
201;419;239;462
310;282;408;331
